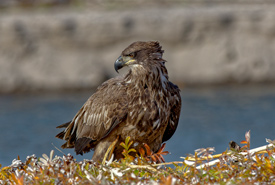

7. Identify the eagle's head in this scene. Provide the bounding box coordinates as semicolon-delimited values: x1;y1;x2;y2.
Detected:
114;41;164;73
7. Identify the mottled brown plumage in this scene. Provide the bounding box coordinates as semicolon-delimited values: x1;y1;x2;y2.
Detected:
56;41;181;162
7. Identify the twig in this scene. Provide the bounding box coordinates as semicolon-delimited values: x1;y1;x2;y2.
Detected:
195;159;220;170
185;143;274;170
127;164;157;172
240;143;273;155
180;153;225;161
125;161;184;173
151;161;184;167
51;143;66;155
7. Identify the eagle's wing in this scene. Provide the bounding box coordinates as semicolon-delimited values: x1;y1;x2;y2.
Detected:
57;77;128;154
162;82;181;142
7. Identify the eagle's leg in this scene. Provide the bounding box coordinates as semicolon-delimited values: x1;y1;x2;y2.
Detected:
92;135;119;163
102;136;119;165
108;136;119;161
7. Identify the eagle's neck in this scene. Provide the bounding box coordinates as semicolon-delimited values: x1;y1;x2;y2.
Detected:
124;62;169;92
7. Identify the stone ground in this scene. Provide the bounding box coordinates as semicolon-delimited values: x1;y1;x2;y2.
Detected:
0;1;275;93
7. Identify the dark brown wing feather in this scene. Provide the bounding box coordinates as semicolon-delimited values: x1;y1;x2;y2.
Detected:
56;77;128;154
56;121;70;128
162;82;181;142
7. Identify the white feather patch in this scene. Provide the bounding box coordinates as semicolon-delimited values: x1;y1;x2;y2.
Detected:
140;132;146;136
74;116;79;125
104;110;108;118
159;91;164;97
87;115;92;124
133;142;139;147
124;124;136;132
71;117;78;135
174;95;179;102
153;119;160;129
95;113;100;124
171;120;175;126
83;111;88;123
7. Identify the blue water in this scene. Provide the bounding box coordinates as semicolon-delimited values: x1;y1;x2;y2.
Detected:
1;85;275;167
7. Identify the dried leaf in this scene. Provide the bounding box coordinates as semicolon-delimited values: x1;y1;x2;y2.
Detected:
154;155;161;163
158;143;166;153
139;148;145;157
266;138;275;145
143;143;153;156
161;151;169;155
150;155;157;162
245;130;251;142
158;154;165;163
245;130;251;149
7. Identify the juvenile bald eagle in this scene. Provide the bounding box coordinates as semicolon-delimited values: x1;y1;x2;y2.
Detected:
56;41;181;162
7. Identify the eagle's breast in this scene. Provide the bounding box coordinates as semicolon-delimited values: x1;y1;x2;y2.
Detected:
119;63;171;151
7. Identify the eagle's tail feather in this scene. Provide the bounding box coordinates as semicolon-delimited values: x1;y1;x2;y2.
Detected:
75;137;93;155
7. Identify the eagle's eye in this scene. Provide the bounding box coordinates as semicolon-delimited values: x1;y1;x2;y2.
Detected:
128;52;136;58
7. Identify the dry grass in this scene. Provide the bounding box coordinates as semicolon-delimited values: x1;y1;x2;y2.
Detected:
1;131;275;184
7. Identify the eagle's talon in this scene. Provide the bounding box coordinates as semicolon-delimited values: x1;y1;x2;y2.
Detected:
140;143;168;163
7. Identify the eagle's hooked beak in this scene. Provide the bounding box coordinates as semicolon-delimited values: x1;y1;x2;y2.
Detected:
114;56;124;73
114;55;137;73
